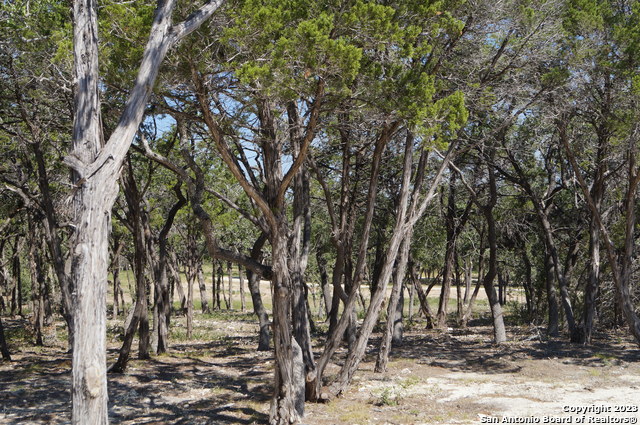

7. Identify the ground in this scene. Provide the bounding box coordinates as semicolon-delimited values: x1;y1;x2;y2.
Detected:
1;311;639;425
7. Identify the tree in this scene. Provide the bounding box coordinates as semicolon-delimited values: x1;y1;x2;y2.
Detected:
555;0;640;344
0;0;75;348
68;1;223;422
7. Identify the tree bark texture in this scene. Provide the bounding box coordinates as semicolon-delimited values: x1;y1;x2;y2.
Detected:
481;151;507;344
288;101;317;401
69;1;223;421
269;231;304;424
70;1;110;421
375;234;411;372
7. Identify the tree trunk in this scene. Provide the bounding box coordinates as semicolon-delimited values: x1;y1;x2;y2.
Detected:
393;280;405;346
28;225;46;346
407;277;415;322
269;229;304;425
409;261;436;328
463;258;472;305
169;251;187;314
330;129;414;392
70;176;112;423
110;164;151;372
288;104;317;400
461;230;485;327
239;265;246;312
580;151;605;344
138;274;150;359
0;315;10;361
15;253;22;317
375;234;411;373
155;256;171;354
70;2;109;420
436;176;458;329
538;213;576;338
316;252;331;319
69;0;222;420
247;233;270;351
110;238;125;318
197;264;210;314
224;261;231;309
248;269;270;351
155;186;185;354
186;264;194;339
216;262;223;310
32;142;74;348
582;218;600;343
455;253;463;319
482;152;507;344
543;251;560;336
211;258;220;310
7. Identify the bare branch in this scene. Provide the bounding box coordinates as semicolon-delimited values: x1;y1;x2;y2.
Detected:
276;80;325;208
205;187;260;227
170;0;225;42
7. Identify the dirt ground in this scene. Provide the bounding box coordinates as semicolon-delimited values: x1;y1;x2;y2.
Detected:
1;310;640;425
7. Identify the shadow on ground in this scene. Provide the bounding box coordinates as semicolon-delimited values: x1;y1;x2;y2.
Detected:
0;333;270;425
1;317;639;424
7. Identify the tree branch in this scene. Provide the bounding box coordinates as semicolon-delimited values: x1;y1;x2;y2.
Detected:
276;79;325;207
205;187;261;227
170;0;225;42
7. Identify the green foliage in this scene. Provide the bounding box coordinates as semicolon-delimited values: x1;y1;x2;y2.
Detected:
541;67;570;88
222;0;468;136
99;1;156;87
563;0;608;35
225;0;363;99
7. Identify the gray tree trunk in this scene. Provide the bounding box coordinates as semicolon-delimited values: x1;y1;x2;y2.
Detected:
198;265;210;314
481;150;507;344
289;101;317;400
374;132;415;372
375;234;411;372
69;0;223;421
409;261;436;328
239;265;246;312
226;261;232;309
543;251;560;336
